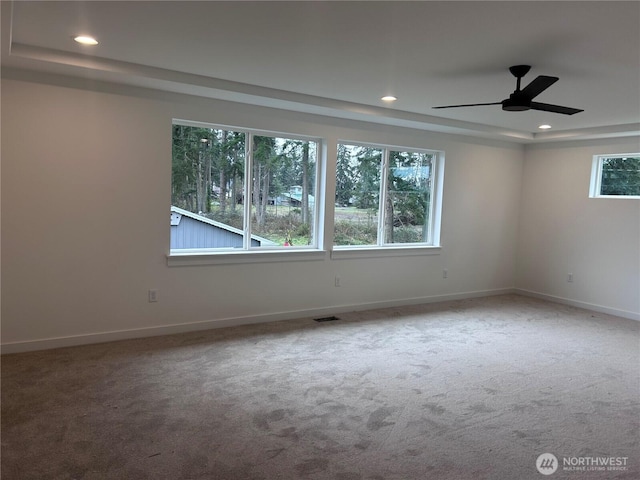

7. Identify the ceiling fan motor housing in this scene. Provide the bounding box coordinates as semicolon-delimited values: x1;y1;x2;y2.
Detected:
502;92;531;112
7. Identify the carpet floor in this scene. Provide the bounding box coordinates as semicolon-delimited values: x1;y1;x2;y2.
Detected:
1;294;638;480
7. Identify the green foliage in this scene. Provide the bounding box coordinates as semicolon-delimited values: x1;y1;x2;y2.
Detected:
252;211;312;246
172;124;207;211
388;151;431;226
203;210;243;230
336;144;356;205
172;125;246;214
334;145;432;244
353;147;382;210
294;222;311;238
333;220;377;245
173;126;317;246
601;157;640;196
202;206;313;246
173;126;438;247
392;226;424;243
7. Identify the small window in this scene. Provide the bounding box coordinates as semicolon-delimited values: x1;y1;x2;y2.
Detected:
590;154;640;198
171;122;320;253
334;142;443;248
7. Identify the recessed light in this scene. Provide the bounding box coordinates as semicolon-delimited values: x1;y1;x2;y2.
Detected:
381;96;397;102
74;35;98;46
538;124;552;130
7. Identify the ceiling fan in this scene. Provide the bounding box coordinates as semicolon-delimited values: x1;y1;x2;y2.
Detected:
433;65;583;115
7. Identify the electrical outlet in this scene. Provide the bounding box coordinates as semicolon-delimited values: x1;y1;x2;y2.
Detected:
148;289;159;302
334;276;341;287
567;273;574;283
443;269;448;279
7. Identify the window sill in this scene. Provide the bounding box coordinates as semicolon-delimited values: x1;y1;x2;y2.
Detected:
167;245;441;266
330;245;441;260
167;248;327;267
590;195;640;200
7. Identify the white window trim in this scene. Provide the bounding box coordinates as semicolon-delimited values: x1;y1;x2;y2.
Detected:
333;141;444;250
169;120;324;262
242;131;322;251
330;245;442;260
168;123;445;266
168;248;326;267
589;153;640;199
168;245;441;266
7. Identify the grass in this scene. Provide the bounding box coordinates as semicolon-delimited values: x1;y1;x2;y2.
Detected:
201;202;406;246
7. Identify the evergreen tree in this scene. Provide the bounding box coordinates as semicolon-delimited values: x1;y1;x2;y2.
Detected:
336;144;356;206
601;157;640;196
172;125;214;213
353;147;382;210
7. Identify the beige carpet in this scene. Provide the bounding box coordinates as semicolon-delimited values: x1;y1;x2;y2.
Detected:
2;294;638;480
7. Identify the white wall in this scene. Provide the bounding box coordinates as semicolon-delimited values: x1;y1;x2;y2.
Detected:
1;75;525;352
517;139;640;319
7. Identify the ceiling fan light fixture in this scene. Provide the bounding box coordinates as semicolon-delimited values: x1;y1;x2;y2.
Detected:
502;104;530;112
502;98;530;112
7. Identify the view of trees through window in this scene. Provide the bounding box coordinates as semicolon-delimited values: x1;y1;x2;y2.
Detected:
599;156;640;196
334;144;434;246
172;124;317;248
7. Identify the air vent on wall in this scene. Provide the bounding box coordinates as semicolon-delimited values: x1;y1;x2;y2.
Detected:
314;316;341;323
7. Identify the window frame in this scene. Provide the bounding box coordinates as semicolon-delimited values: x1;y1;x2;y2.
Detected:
589;153;640;199
332;140;444;255
169;119;324;264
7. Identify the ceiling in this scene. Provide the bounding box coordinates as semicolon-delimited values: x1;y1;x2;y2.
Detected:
2;1;639;143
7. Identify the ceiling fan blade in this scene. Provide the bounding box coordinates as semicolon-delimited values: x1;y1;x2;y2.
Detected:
433;102;502;109
530;102;583;115
521;75;558;99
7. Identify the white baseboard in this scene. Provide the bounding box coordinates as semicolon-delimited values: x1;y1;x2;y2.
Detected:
4;288;636;354
0;288;514;354
514;288;640;322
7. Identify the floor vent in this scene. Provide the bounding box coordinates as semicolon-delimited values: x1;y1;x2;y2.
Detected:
314;316;340;323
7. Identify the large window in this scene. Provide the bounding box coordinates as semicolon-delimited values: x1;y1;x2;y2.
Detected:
334;143;442;248
171;122;319;252
590;154;640;198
